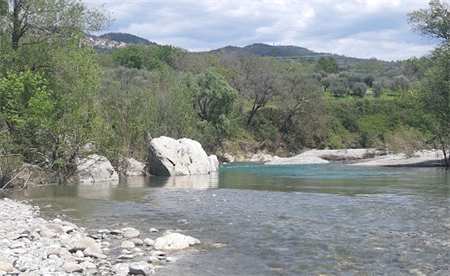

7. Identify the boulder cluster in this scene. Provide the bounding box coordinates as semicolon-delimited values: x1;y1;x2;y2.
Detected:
0;198;200;275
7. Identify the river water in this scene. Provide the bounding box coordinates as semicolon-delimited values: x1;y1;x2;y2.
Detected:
3;163;450;276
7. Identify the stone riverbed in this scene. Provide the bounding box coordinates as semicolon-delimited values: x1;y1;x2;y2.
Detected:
0;198;200;275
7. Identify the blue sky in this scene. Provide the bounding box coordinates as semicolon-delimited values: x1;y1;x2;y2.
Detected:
85;0;437;61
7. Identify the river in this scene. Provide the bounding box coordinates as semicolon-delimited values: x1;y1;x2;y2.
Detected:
3;163;450;276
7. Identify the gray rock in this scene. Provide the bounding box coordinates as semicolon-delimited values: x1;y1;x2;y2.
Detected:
113;263;129;276
84;247;107;259
154;233;201;251
147;136;219;176
45;245;61;256
129;262;155;276
149;228;159;233
71;154;119;183
131;238;144;246
120;240;135;249
222;153;235;163
62;262;84;273
73;237;102;254
118;254;135;260
122;227;140;239
143;238;154;246
118;157;146;176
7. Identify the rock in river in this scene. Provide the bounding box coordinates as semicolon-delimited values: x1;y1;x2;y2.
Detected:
154;233;201;251
147;136;219;176
71;154;119;183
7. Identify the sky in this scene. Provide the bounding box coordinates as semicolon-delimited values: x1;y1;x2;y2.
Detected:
85;0;438;61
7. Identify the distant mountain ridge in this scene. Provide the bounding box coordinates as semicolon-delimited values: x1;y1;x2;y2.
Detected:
207;43;374;64
93;32;387;64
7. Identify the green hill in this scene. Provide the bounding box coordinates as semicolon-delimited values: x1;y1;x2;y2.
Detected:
99;32;157;46
208;43;372;64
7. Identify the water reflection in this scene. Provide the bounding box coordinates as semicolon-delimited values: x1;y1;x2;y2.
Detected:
161;173;219;189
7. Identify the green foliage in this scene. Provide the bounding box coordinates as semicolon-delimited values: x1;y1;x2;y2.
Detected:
407;0;450;41
143;45;183;71
351;82;367;98
187;68;237;140
113;45;144;69
315;57;339;74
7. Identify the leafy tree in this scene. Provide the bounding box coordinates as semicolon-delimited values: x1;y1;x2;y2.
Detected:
143;45;183;71
242;57;282;125
187;68;237;130
277;61;322;133
315;56;339;74
410;49;450;167
351;82;367;98
1;0;112;52
407;0;450;41
113;45;144;69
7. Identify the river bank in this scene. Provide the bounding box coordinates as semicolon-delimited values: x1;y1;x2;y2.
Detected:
0;198;200;275
246;149;446;168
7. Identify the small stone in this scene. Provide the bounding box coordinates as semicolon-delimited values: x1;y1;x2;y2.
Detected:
6;234;20;240
62;225;75;233
166;257;177;263
0;261;13;273
149;228;159;233
73;237;103;254
39;227;57;239
144;256;160;264
113;263;129;275
121;241;135;249
144;238;154;246
129;262;154;276
110;229;123;235
75;250;85;258
0;239;10;248
84;247;107;259
122;227;140;239
154;233;200;251
118;254;135;260
46;245;61;257
80;261;97;269
98;229;110;235
62;262;84;273
151;250;166;257
10;242;25;249
131;238;144;246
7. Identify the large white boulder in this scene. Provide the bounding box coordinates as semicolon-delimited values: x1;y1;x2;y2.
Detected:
147;136;219;176
72;154;119;183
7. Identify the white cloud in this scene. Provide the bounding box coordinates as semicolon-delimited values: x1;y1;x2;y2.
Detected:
85;0;436;60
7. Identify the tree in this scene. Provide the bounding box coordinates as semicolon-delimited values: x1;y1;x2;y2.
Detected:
315;56;339;74
113;45;144;69
187;68;237;133
277;61;323;133
351;82;367;98
408;0;450;167
1;0;111;52
407;0;450;41
242;56;282;125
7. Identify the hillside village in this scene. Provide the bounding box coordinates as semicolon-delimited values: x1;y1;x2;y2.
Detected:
86;35;128;49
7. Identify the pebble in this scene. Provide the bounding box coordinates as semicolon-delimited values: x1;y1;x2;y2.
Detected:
0;198;200;275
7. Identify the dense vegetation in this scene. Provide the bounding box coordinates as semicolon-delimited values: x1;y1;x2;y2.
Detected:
0;0;448;184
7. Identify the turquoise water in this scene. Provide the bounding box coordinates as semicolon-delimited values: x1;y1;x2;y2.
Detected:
3;163;450;275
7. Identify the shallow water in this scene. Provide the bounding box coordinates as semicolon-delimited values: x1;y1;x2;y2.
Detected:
3;163;450;275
